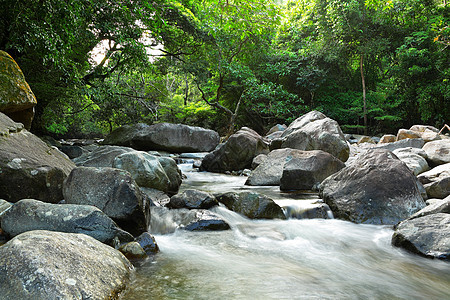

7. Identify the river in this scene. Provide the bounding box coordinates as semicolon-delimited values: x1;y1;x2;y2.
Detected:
122;164;450;300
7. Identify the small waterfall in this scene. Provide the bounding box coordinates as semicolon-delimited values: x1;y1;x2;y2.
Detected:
275;199;334;220
149;207;199;234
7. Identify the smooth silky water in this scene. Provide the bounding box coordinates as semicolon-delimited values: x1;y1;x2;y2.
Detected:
122;164;450;300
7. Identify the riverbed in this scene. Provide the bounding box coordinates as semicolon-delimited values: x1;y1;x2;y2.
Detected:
122;165;450;299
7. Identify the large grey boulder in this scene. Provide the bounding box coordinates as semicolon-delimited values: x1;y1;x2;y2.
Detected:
319;148;426;225
408;125;441;142
168;189;218;209
245;149;295;186
392;213;449;260
422;139;450;166
0;230;133;300
113;151;171;193
418;163;450;199
216;192;286;220
280;150;345;190
201;127;269;172
73;145;135;167
275;111;349;162
157;156;183;195
245;148;344;189
104;122;220;153
1;199;133;244
0;113;75;203
102;123;150;147
75;146;182;195
63;167;150;236
392;147;429;175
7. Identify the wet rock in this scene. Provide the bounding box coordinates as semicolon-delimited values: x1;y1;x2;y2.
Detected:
379;134;396;144
392;147;429;175
193;160;202;169
0;113;75;203
280;150;345;191
0;51;37;129
105;122;220;153
157;156;183;195
1;199;133;244
63;167;150;236
319;148;426;225
201;127;269;173
277;111;349;162
422;139;450;166
119;241;147;260
0;230;133;300
168;189;218;209
135;232;159;254
184;210;231;231
140;187;170;207
150;207;230;233
217;192;286;220
73;145;135;167
418;163;450;199
408;196;450;220
392;213;450;260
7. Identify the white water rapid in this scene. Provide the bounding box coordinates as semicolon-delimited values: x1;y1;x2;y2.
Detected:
122;164;450;300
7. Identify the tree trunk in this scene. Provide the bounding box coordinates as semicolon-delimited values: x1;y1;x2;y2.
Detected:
360;54;367;136
184;73;189;106
225;92;243;139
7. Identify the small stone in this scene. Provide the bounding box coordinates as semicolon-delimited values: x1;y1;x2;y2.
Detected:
119;242;147;259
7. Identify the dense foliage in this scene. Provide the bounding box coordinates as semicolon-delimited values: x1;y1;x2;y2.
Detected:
0;0;448;137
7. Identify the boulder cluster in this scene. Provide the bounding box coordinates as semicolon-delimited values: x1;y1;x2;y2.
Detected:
194;111;449;260
0;52;448;299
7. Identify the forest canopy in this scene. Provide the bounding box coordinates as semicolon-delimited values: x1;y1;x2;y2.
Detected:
0;0;448;137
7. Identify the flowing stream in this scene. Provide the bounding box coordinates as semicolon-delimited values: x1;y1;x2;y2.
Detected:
122;164;450;300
